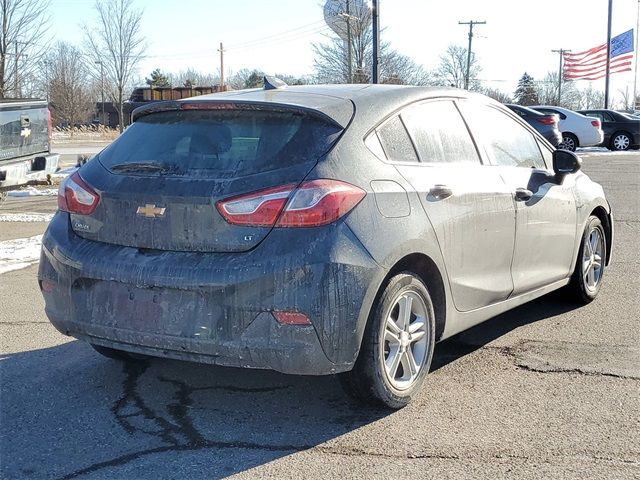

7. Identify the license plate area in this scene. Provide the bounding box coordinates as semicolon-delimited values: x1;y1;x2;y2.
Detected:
72;280;222;339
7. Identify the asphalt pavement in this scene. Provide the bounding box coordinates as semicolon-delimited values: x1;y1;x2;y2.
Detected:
0;150;638;479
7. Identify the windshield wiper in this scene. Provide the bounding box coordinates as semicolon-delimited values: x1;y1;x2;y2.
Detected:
110;162;180;174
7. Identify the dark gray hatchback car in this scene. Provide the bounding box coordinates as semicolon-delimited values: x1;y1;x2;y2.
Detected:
39;84;613;408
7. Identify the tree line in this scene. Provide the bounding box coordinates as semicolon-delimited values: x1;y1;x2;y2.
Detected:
1;0;626;133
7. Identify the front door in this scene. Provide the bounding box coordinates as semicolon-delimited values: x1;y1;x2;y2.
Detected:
459;101;577;295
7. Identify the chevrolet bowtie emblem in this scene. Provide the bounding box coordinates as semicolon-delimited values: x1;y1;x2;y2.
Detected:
136;204;166;218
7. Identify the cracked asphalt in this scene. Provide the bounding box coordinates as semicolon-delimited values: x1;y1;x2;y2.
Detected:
1;151;639;479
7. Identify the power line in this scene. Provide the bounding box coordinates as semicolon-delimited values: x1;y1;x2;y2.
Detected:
226;20;327;50
227;24;331;52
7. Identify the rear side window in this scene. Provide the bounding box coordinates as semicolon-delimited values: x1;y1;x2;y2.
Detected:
401;100;480;164
376;115;419;163
98;109;342;178
460;103;546;169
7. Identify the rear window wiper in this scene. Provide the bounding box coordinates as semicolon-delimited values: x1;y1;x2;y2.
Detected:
110;161;181;174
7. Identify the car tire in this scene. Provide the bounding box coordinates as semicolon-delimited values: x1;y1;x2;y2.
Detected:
566;216;606;304
339;273;436;409
90;344;148;362
559;133;578;152
610;132;631;151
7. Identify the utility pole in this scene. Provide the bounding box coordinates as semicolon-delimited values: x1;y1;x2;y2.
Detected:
95;61;105;125
372;0;379;83
14;40;19;97
458;20;486;90
551;49;570;105
218;42;225;90
604;0;613;108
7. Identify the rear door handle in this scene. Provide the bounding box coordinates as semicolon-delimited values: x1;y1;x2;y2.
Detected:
515;188;533;201
429;184;453;200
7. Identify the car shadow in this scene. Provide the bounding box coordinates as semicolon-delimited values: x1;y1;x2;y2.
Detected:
0;340;388;480
1;292;580;479
431;290;581;371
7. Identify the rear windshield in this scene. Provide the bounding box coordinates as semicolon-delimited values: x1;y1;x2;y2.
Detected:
98;109;342;177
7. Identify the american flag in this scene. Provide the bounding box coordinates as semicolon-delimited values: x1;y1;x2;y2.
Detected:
563;29;635;81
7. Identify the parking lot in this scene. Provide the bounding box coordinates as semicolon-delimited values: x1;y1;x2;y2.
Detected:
1;150;638;479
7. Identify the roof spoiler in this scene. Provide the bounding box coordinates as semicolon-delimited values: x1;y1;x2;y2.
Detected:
130;99;343;129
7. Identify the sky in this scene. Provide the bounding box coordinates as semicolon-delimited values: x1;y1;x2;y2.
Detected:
48;0;639;104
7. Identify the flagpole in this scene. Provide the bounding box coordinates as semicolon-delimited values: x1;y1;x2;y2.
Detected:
633;0;639;111
604;0;613;108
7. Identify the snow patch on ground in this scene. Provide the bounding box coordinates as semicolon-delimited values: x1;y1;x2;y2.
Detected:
51;167;78;179
0;235;42;274
577;147;639;156
8;187;58;197
0;213;54;223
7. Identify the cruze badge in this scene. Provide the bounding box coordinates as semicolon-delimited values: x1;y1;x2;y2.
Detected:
136;204;166;218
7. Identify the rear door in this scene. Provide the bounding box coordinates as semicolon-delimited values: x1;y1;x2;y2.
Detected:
382;99;516;312
459;102;577;295
76;104;347;253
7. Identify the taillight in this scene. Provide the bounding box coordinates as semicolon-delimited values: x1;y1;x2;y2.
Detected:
536;116;557;125
591;119;601;128
216;179;366;228
58;172;100;215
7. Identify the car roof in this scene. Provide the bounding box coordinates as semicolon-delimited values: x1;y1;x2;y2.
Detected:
183;84;481;128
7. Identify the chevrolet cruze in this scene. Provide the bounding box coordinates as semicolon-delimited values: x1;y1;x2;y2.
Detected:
39;83;613;408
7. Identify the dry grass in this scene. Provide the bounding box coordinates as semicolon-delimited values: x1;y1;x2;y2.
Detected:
52;125;120;142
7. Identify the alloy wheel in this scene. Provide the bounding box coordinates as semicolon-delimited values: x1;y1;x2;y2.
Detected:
381;291;429;391
582;226;604;293
613;134;630;151
561;135;576;151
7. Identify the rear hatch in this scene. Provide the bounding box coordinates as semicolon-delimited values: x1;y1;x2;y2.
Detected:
73;102;349;252
0;101;49;163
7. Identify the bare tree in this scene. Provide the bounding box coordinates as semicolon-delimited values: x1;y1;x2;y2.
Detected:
577;85;604;109
45;41;94;126
480;87;512;103
433;45;480;90
313;3;430;85
171;68;219;88
83;0;144;132
0;0;50;98
535;71;580;108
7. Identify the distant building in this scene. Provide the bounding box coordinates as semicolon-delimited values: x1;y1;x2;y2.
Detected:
94;86;228;129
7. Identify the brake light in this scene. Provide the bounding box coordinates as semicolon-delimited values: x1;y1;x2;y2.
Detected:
591;119;601;128
57;172;100;215
216;179;366;228
537;116;557;125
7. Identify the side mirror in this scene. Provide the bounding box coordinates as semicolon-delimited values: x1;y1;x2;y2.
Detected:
553;149;581;177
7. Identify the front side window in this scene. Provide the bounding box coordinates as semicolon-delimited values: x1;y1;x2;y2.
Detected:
460;103;546;169
401;100;481;164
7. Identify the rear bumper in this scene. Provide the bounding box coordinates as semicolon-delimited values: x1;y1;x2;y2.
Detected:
578;129;604;147
38;212;382;375
0;153;59;189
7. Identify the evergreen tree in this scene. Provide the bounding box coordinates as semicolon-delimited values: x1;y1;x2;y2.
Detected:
145;68;171;87
514;73;538;106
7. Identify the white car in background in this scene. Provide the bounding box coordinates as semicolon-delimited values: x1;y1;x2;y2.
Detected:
532;106;604;151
